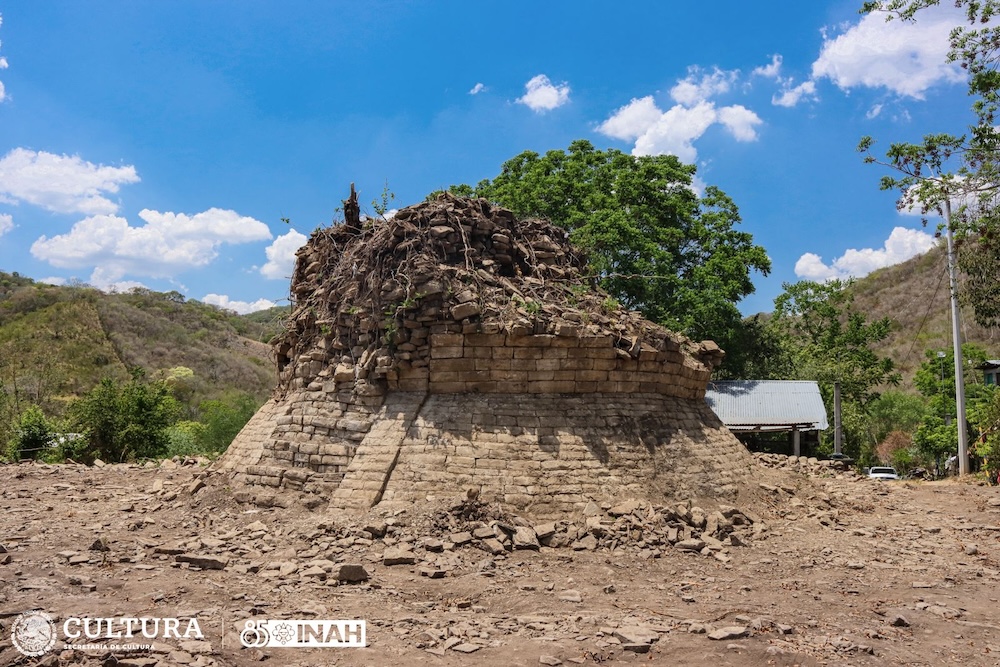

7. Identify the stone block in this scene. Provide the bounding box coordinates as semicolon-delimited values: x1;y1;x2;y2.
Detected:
508;335;555;347
429;381;468;393
451;302;481;320
430;346;464;359
578;335;614;348
429;333;464;347
430;358;477;372
397;379;429;392
465;333;507;347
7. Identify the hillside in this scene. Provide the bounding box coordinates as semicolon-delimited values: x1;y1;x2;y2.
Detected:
847;242;1000;386
0;272;287;417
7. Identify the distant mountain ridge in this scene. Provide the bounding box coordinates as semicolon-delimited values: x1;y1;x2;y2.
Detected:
847;243;1000;386
0;272;288;417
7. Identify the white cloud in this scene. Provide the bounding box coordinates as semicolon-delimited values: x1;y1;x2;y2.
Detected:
669;66;739;105
600;97;762;162
717;105;763;141
752;54;783;79
98;279;148;294
794;226;936;280
261;229;308;280
811;6;965;98
30;208;272;282
597;96;664;141
202;293;276;315
632;101;718;162
866;103;884;119
469;82;485;95
516;74;570;112
0;13;7;103
0;148;140;215
0;213;11;237
37;276;67;286
771;79;818;107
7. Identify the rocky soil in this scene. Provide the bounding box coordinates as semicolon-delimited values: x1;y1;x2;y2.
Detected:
3;457;1000;666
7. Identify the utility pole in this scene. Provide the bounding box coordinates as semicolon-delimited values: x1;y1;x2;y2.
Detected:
944;198;970;475
834;382;842;456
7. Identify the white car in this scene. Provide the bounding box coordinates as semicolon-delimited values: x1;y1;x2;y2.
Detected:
868;466;900;481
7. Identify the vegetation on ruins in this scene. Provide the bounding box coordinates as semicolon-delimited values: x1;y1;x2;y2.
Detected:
443;140;771;379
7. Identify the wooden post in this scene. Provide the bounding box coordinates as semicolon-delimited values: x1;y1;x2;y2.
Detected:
793;426;801;457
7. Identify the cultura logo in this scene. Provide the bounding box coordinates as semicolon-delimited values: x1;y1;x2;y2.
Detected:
10;610;57;657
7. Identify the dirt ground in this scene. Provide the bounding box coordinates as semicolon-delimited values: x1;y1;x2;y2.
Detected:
3;459;1000;667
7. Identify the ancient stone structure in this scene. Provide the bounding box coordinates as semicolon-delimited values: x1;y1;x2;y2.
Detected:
216;194;756;517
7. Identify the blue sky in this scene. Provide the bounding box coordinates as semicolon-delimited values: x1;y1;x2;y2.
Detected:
0;2;973;316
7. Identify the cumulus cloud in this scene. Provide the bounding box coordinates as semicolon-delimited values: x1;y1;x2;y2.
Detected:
717;105;763;141
771;79;818;107
812;6;964;98
516;74;570;112
596;96;664;141
0;213;11;237
670;66;739;105
202;293;276;315
0;13;7;102
794;226;936;281
30;208;272;283
599;95;762;162
0;148;140;215
261;229;308;280
752;54;783;79
469;82;485;95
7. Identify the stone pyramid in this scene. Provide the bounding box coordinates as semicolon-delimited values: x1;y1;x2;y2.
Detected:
215;193;756;517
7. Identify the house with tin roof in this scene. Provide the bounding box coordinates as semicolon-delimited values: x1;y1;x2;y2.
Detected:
977;360;1000;386
705;380;829;456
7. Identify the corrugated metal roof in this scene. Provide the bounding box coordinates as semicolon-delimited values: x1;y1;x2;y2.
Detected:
705;380;829;432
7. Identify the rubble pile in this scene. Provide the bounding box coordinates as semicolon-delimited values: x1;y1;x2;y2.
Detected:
754;453;862;480
277;192;722;395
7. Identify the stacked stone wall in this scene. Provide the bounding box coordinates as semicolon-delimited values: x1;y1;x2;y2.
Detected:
392;333;710;398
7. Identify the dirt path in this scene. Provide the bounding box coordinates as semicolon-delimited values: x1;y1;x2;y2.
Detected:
2;460;1000;666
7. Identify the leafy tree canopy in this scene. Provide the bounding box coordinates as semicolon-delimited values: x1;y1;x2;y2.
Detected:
772;279;901;407
859;0;1000;326
442;140;771;376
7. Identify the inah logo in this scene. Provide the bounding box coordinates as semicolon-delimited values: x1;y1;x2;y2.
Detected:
10;610;57;657
240;619;366;648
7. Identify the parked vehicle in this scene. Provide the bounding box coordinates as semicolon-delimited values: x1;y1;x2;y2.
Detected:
868;466;900;481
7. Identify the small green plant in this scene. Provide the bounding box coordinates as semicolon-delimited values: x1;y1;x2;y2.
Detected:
372;180;396;220
382;318;399;345
601;296;620;313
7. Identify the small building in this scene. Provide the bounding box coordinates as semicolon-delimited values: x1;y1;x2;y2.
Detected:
978;360;1000;386
705;380;829;456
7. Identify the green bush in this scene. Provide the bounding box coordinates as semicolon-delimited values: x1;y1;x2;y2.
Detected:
165;420;207;458
195;392;258;453
7;405;53;461
69;370;180;463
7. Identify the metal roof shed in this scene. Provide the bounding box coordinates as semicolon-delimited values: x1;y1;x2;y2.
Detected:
705;380;829;456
